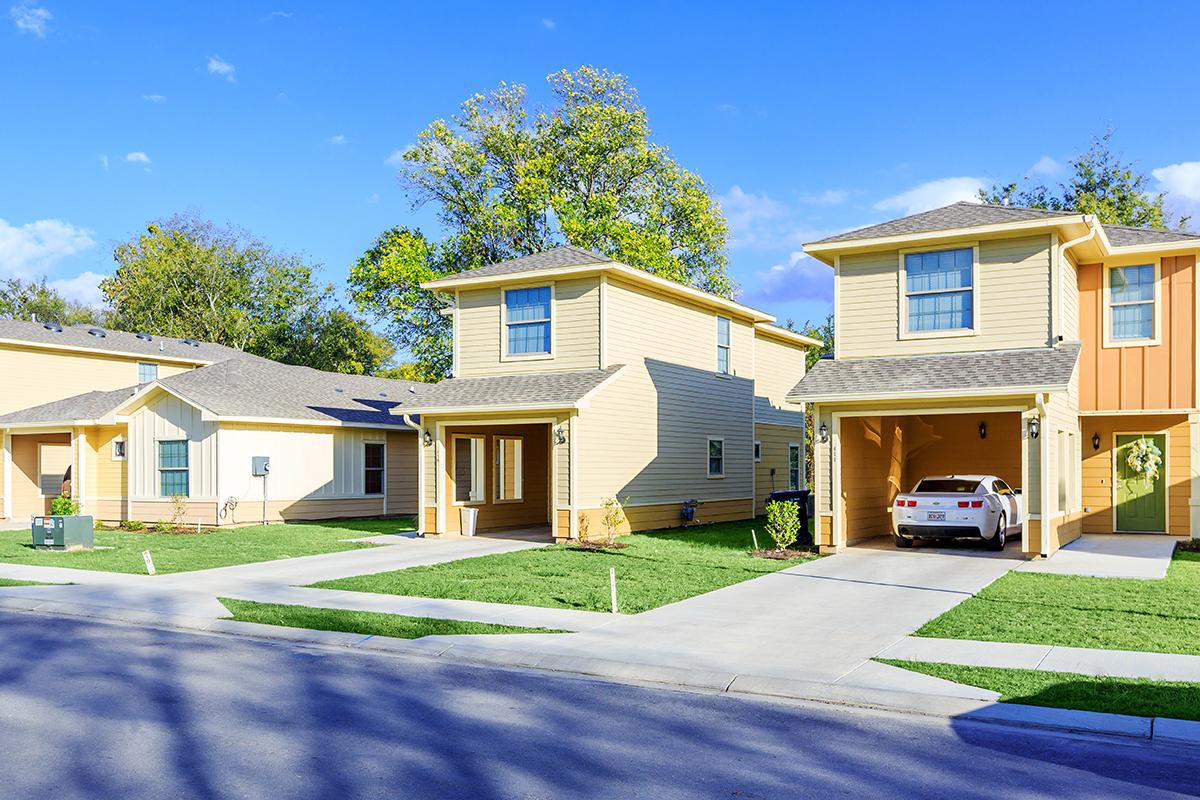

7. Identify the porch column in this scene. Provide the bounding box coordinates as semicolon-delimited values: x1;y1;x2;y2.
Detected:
73;428;86;515
2;430;11;520
1190;413;1200;540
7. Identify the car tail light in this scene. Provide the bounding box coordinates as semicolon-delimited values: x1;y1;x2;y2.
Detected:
970;500;984;508
904;499;917;507
957;501;970;508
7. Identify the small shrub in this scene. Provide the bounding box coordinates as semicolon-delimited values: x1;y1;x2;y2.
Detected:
169;494;188;528
577;511;591;542
120;519;146;532
765;500;801;550
601;496;628;547
152;520;174;534
49;494;80;516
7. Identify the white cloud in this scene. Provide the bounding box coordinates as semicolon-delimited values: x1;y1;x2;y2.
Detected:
748;252;833;304
366;192;380;204
0;218;96;278
717;185;828;250
1029;155;1063;177
874;176;988;216
141;93;167;104
124;151;150;164
541;17;555;29
1153;162;1200;201
329;134;347;145
798;189;849;206
207;55;236;82
9;3;51;37
384;149;408;169
49;271;107;306
269;10;292;18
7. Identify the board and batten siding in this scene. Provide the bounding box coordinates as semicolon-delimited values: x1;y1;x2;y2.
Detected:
0;344;193;416
128;393;217;499
455;276;601;377
837;234;1054;358
576;277;754;508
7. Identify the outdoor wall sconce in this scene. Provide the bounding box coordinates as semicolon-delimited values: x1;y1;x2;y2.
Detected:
1092;432;1101;451
1028;418;1040;440
978;421;987;440
818;422;829;444
422;431;433;447
553;427;567;445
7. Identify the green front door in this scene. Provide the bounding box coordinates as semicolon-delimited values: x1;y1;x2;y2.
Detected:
1115;434;1167;533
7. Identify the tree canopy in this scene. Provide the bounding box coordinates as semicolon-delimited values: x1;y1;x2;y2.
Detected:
980;132;1189;229
351;65;732;380
102;214;394;375
0;277;104;326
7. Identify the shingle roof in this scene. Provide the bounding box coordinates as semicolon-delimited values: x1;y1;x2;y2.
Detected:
436;245;613;282
0;318;264;365
786;344;1080;402
389;366;625;414
0;386;140;425
808;201;1200;249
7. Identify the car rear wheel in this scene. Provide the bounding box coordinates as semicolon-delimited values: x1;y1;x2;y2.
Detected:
894;533;913;549
987;514;1007;551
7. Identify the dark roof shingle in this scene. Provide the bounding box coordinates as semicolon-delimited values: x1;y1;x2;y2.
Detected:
0;318;264;365
390;366;624;413
0;386;139;425
434;246;612;282
787;344;1080;402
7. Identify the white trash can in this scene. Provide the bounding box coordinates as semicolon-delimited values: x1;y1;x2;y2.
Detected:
460;506;479;537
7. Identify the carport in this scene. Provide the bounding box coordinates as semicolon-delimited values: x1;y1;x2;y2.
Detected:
833;408;1027;550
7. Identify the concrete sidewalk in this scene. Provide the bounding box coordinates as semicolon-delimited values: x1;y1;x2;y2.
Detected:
1016;534;1182;580
878;636;1200;682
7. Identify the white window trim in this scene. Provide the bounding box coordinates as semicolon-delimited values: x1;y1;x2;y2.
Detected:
363;440;386;497
788;441;802;491
715;315;732;376
137;361;158;384
897;243;981;340
500;282;556;362
1102;260;1161;348
111;436;127;461
494;435;524;503
451;434;487;505
707;436;725;479
156;438;190;498
753;440;762;463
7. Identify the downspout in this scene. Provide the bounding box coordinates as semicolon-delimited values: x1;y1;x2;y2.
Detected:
1055;215;1100;342
1035;392;1049;557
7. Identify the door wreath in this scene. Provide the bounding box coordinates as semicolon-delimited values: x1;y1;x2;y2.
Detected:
1126;438;1163;481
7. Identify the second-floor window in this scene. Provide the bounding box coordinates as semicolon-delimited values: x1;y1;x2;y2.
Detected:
138;362;158;384
904;247;974;334
1109;265;1155;341
505;286;552;356
716;316;731;374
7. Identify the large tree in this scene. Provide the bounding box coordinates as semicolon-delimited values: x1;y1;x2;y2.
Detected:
0;277;104;326
980;132;1189;229
351;66;732;379
103;214;394;374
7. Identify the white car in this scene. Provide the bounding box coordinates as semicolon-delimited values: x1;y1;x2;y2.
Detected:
892;474;1022;550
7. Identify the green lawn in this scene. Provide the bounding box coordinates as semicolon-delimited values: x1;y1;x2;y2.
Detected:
219;598;564;639
0;517;415;575
312;519;815;614
879;659;1200;722
0;578;53;587
916;548;1200;656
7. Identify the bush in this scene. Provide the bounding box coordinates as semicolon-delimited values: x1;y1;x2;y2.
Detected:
152;520;174;534
120;519;146;532
765;500;801;550
49;494;80;516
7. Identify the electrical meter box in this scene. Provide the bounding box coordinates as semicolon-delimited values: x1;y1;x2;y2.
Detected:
32;516;94;549
252;456;270;477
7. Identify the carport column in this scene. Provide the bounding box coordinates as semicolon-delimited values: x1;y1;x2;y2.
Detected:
1190;413;1200;539
73;428;86;515
2;430;11;520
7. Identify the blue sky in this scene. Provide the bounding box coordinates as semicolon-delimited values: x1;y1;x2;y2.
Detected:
4;1;1200;339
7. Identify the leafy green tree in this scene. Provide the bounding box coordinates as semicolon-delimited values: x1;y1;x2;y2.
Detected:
0;277;105;325
794;313;834;486
353;66;732;379
980;132;1189;229
103;214;393;374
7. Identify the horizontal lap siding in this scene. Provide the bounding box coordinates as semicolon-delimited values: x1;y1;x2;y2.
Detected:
456;277;600;377
753;334;808;425
754;424;803;515
838;235;1052;358
387;431;418;514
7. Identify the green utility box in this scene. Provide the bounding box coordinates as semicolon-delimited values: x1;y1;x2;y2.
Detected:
32;515;94;549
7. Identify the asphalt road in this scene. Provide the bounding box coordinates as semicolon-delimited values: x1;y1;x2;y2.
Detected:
1;611;1197;799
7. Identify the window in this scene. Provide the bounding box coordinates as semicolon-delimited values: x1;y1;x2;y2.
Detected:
1109;265;1155;341
707;437;724;478
753;441;762;463
138;362;158;384
505;286;552;356
788;443;801;491
38;444;71;497
904;247;974;333
716;316;731;374
915;478;980;494
453;435;485;503
158;440;189;497
993;479;1014;496
111;438;127;461
495;437;524;501
364;442;385;496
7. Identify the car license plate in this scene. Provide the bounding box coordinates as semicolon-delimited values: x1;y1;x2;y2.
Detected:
926;511;946;521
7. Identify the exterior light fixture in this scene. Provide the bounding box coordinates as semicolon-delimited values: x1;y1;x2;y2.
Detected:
422;431;433;447
1028;418;1040;440
1092;432;1101;451
554;427;567;445
978;421;987;440
818;422;829;444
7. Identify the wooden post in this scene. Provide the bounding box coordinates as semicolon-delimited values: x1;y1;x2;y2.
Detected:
609;567;618;614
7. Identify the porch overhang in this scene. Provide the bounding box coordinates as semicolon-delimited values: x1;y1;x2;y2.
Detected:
388;365;625;418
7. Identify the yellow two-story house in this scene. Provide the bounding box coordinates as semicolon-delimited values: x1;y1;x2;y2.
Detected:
387;246;819;541
790;202;1200;557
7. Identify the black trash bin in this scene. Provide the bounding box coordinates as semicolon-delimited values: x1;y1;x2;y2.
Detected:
766;490;811;546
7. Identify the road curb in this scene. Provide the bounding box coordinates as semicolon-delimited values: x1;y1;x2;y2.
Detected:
2;600;1194;748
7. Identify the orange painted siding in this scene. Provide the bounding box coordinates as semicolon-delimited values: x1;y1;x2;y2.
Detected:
1078;257;1196;411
